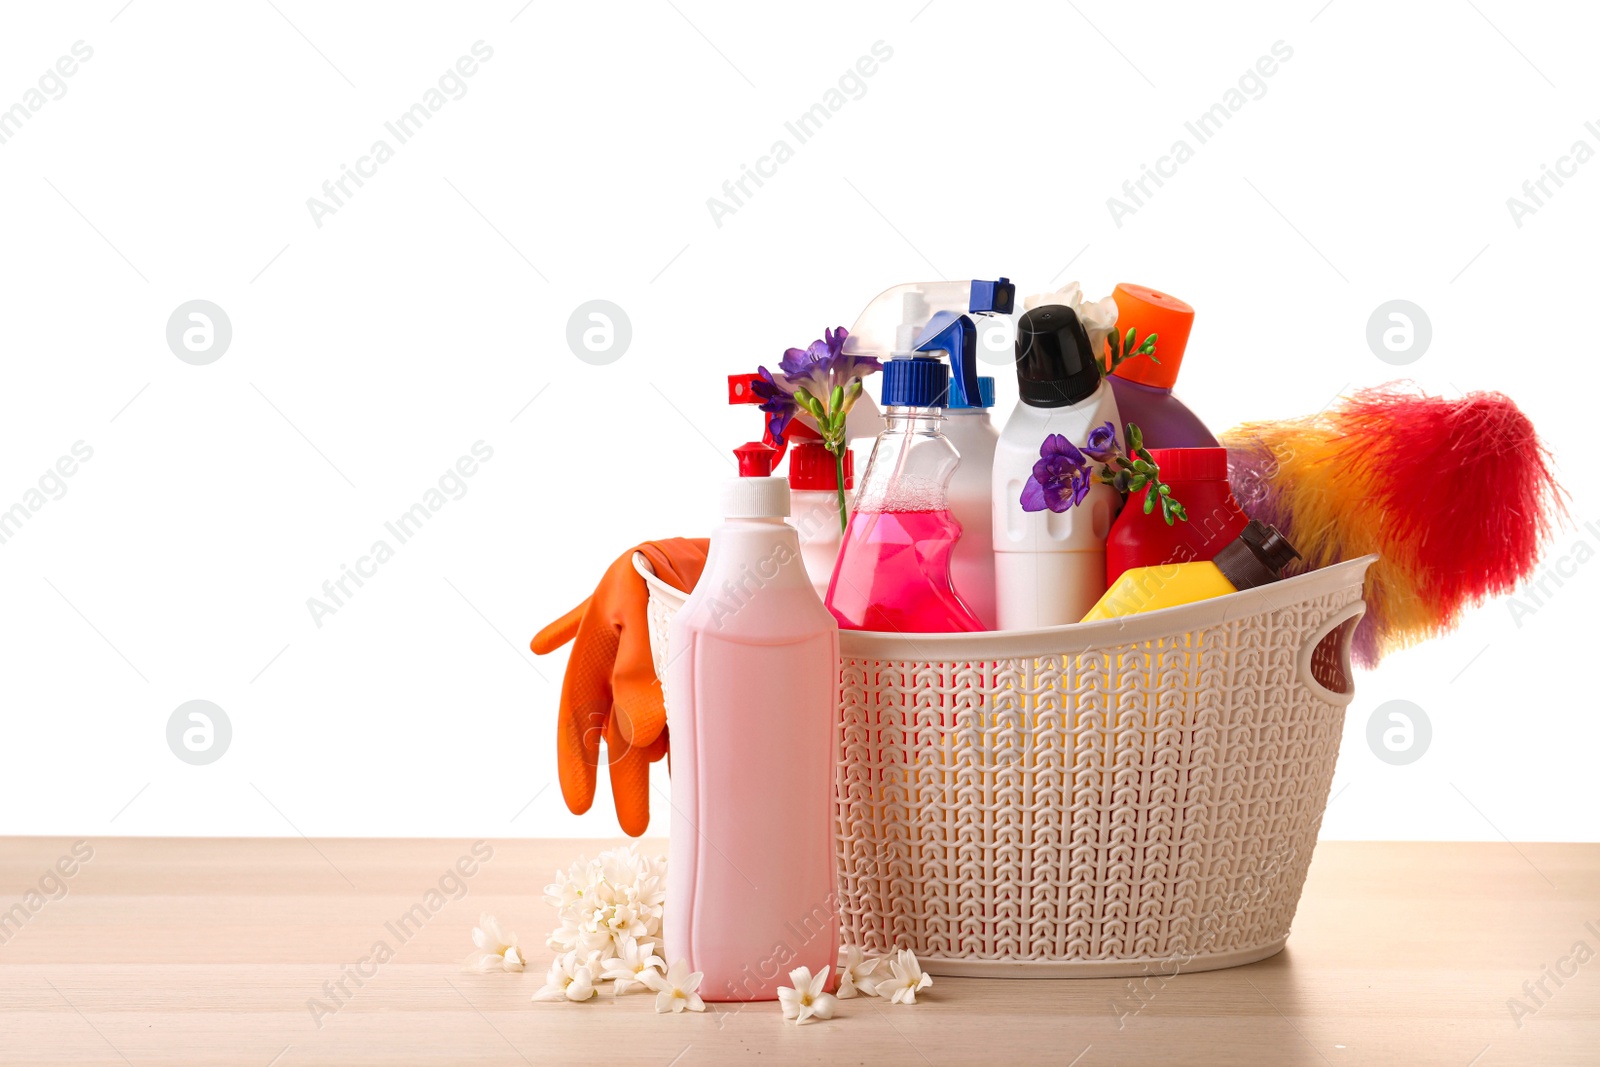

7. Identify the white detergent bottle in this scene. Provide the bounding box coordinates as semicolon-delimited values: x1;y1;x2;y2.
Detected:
993;304;1123;628
665;441;839;1002
940;374;1000;629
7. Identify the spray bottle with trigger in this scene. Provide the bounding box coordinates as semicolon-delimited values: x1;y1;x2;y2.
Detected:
825;278;1014;633
728;373;880;599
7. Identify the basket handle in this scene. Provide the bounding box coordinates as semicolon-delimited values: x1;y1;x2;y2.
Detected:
1296;601;1366;705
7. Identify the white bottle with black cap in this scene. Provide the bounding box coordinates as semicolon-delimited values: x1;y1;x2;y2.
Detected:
664;441;838;1002
992;304;1124;629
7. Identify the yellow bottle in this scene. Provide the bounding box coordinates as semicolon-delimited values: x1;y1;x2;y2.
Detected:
1081;520;1299;621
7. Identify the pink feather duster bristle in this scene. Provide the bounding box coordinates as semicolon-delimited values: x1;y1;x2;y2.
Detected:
1223;386;1565;667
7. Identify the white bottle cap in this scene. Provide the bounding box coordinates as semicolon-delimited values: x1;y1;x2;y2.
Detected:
721;475;791;519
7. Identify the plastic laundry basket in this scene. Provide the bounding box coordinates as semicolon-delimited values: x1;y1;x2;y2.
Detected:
637;552;1374;978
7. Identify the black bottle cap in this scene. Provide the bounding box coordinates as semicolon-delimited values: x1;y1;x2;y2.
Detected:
1214;520;1302;591
1013;304;1102;408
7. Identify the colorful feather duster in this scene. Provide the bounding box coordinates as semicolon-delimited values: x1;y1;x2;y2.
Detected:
1223;386;1564;666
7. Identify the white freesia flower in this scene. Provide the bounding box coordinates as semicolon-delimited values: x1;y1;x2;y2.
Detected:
461;913;525;973
601;936;666;995
544;845;668;961
836;945;885;999
532;950;599;1003
884;948;933;1005
1023;281;1119;364
777;966;837;1024
641;958;705;1014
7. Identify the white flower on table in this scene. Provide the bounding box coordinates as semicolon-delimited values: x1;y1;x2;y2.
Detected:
532;950;599;1003
836;945;885;999
641;958;705;1013
544;845;667;959
462;913;525;973
777;966;837;1024
601;936;666;995
883;949;933;1005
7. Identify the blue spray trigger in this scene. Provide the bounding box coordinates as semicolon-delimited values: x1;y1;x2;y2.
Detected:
914;311;982;412
968;277;1014;315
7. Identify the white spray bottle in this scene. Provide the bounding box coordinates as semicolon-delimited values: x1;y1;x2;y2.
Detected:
939;373;1000;629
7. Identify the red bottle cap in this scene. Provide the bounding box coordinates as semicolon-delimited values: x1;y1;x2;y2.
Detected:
788;442;853;490
734;442;776;477
1145;446;1228;482
1111;283;1194;390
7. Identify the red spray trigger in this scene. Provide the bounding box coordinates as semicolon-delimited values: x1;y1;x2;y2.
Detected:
734;442;776;477
728;373;790;465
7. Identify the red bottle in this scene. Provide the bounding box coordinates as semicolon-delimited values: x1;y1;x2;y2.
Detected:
1105;447;1249;585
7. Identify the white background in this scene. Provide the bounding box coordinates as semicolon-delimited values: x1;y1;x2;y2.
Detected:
1;0;1593;843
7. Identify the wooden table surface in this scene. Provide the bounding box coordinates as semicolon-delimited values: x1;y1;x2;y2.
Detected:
0;837;1595;1065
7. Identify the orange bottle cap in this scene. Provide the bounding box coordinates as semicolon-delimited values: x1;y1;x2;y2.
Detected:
1111;283;1194;391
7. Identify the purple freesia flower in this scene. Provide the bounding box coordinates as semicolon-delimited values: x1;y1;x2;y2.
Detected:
750;365;798;442
778;327;881;400
1020;433;1094;513
1083;420;1119;463
753;327;881;445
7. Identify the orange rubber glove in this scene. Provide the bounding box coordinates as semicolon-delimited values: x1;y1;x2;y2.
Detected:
531;538;709;836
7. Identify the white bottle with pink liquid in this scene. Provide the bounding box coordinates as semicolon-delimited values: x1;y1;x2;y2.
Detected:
664;443;839;1002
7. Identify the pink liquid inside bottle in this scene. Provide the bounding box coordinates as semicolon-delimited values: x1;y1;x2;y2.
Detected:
827;506;983;632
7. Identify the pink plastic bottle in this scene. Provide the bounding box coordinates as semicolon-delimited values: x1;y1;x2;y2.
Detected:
664;443;839;1001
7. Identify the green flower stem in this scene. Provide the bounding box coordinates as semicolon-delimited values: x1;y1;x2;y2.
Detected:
1103;327;1161;375
1091;421;1188;525
830;444;848;535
